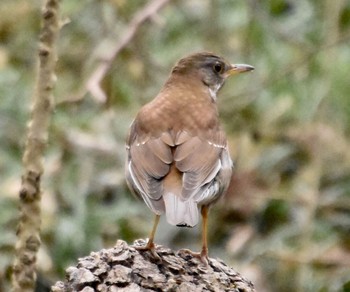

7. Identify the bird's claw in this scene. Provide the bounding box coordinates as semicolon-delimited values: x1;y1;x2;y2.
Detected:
133;241;161;261
178;248;209;266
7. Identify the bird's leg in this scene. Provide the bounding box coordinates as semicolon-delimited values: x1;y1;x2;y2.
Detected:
134;214;161;260
179;205;209;266
200;205;209;263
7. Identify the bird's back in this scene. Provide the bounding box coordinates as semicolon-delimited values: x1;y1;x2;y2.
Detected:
125;75;232;227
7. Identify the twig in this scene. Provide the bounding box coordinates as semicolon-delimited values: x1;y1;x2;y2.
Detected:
86;0;172;103
11;0;61;291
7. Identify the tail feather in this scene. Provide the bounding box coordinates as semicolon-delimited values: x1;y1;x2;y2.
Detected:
163;192;199;227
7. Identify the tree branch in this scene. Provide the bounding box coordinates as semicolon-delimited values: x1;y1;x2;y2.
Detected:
86;0;172;103
11;0;61;291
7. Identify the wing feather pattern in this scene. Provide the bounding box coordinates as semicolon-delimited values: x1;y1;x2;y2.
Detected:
174;130;232;203
126;122;173;214
126;122;233;225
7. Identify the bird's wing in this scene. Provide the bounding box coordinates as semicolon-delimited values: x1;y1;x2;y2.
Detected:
174;130;232;203
126;122;173;214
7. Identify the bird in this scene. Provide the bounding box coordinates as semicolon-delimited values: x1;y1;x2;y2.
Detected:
125;52;254;264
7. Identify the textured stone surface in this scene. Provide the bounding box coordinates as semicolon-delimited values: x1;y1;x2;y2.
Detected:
51;239;255;292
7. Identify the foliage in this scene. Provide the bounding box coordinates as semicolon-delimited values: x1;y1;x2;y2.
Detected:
1;0;349;291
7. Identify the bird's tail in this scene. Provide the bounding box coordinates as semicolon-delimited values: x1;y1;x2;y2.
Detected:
163;192;199;227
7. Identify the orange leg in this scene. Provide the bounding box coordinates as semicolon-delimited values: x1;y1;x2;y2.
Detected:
134;214;161;259
179;205;210;265
200;205;209;263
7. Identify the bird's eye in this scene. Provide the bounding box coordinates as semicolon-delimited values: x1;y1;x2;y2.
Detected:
213;62;224;73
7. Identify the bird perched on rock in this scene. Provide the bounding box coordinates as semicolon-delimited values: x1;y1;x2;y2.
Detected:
125;52;254;264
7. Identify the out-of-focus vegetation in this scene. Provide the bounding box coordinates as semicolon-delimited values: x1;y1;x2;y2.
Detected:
1;0;350;291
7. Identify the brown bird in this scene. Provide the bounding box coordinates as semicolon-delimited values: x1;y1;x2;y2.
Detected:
125;52;254;264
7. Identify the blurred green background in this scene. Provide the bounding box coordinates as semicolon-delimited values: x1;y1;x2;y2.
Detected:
1;0;350;291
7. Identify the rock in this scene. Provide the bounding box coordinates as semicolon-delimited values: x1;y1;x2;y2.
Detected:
51;239;255;292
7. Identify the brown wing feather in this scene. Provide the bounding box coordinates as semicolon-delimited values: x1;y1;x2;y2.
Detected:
126;118;232;218
174;130;231;203
126;121;173;214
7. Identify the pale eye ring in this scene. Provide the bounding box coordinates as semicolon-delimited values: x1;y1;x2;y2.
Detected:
213;62;224;73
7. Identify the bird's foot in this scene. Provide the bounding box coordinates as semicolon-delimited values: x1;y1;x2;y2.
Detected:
178;248;209;266
133;240;161;261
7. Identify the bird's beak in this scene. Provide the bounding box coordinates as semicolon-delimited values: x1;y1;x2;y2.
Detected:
225;64;254;77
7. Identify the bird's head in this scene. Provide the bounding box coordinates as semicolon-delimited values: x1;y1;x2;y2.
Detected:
171;52;254;100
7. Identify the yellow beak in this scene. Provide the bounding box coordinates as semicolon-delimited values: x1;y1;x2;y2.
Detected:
225;64;254;77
